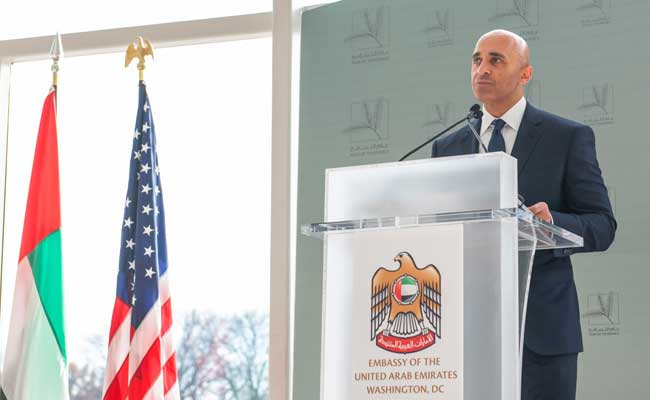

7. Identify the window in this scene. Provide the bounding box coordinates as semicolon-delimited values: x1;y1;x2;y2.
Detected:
0;38;272;399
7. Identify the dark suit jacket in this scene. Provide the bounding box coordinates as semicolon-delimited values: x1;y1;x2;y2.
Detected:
431;102;616;355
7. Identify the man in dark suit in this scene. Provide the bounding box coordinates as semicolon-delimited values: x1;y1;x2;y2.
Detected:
431;30;616;400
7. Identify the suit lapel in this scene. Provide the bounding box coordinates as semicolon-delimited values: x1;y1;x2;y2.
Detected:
511;103;544;175
460;119;481;154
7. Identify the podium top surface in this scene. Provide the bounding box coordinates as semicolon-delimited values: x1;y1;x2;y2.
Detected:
314;153;583;250
302;207;583;251
325;153;518;222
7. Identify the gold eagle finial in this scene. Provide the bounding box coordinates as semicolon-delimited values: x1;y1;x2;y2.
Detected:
125;36;154;81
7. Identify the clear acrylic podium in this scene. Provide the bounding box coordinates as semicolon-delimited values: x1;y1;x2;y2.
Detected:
302;153;583;400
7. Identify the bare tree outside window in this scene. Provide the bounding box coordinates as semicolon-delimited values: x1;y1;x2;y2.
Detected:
68;335;105;400
178;311;269;400
67;310;268;400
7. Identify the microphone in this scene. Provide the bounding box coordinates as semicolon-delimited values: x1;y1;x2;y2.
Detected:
468;104;482;119
398;104;484;161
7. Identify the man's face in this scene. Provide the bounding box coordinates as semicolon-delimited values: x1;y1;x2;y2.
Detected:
471;34;531;110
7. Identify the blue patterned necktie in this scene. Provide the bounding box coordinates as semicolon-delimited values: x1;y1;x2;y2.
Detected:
488;118;506;153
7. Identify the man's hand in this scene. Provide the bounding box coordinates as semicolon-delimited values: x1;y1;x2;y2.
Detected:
528;202;553;223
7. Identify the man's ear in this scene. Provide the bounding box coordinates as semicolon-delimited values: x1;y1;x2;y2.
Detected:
520;66;534;85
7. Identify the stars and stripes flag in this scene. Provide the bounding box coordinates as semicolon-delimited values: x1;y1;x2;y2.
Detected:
103;82;179;399
1;90;68;399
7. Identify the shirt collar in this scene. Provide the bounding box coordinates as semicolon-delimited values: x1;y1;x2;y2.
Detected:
480;96;527;135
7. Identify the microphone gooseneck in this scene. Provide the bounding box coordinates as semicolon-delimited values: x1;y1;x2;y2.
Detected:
466;107;488;153
398;104;484;161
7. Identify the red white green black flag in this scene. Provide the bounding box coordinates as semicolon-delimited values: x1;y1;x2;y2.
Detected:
1;90;69;399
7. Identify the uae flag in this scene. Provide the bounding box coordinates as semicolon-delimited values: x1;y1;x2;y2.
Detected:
393;275;418;304
1;90;69;399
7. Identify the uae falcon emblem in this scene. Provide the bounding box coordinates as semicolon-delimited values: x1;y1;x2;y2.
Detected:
371;252;441;353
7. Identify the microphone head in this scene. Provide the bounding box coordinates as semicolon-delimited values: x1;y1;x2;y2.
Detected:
468;104;483;119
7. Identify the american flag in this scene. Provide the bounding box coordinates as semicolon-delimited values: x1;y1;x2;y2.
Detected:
103;82;179;400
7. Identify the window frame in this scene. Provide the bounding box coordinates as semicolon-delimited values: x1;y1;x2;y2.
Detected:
0;7;295;400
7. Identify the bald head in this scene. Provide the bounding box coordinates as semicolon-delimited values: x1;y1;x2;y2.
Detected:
477;29;530;68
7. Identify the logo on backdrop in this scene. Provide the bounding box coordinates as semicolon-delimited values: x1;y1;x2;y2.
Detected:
424;9;454;48
578;82;614;125
370;252;441;354
344;98;390;158
578;0;612;26
489;0;540;41
423;102;454;139
346;6;391;64
582;291;622;336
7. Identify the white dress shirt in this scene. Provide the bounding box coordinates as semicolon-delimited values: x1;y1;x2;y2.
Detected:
478;96;527;154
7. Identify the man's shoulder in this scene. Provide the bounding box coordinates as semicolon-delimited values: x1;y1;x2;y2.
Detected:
432;124;472;157
438;125;470;145
526;104;591;133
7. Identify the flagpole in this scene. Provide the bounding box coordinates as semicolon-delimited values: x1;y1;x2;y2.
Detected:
125;36;154;82
50;33;63;91
104;36;179;399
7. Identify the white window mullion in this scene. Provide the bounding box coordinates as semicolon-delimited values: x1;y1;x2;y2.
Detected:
0;13;272;63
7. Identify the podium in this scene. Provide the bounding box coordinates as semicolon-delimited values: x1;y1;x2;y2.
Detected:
302;153;583;400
